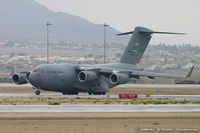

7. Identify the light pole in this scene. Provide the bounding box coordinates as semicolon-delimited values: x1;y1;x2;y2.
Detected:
103;23;109;63
46;22;52;64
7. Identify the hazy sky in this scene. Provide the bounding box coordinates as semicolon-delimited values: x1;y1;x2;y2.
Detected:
35;0;200;44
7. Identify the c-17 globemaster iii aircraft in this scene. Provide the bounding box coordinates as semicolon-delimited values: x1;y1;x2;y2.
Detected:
12;26;194;95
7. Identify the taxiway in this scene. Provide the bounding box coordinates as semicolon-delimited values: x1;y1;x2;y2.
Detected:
0;93;200;100
1;83;200;88
0;105;200;112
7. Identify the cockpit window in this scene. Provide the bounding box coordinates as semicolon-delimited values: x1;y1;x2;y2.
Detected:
33;69;39;72
33;66;43;73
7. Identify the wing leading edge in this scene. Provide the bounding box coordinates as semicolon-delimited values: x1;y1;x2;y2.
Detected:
77;65;194;80
130;65;194;79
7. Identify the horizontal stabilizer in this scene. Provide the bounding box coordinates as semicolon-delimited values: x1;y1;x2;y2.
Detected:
117;31;133;35
139;30;186;35
117;30;186;35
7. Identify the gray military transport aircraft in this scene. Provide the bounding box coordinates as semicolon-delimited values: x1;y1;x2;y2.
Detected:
12;26;194;95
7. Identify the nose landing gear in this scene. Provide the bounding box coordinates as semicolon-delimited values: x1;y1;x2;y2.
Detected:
35;90;41;95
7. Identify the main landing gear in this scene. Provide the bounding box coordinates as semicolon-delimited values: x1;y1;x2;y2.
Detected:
62;92;79;95
88;92;106;95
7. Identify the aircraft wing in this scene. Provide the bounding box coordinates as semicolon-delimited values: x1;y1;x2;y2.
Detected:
130;70;188;79
77;65;194;79
130;65;194;79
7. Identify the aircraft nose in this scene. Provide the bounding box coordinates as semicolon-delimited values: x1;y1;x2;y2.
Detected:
28;72;38;87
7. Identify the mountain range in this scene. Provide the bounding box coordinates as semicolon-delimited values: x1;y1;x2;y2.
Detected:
0;0;128;44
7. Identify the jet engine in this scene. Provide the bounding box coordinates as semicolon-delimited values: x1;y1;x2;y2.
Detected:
12;72;28;84
78;71;98;82
110;73;129;84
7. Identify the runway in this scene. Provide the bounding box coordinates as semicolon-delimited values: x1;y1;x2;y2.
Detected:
0;83;31;87
0;105;200;112
116;84;200;89
1;93;200;100
1;83;200;88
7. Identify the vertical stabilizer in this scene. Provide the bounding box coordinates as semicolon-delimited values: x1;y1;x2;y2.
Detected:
118;26;185;64
119;27;152;64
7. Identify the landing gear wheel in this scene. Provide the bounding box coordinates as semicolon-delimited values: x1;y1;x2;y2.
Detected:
35;90;41;95
93;92;101;95
102;92;106;95
88;92;92;95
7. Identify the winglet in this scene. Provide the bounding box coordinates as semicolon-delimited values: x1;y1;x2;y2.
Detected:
185;65;195;78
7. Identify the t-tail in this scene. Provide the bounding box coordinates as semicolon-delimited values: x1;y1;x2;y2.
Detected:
118;26;186;65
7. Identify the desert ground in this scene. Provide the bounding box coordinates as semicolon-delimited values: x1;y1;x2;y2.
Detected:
0;112;199;133
0;85;200;133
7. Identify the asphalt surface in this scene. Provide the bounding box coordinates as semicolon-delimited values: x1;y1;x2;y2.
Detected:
0;93;200;100
0;105;199;112
1;83;200;100
117;84;200;89
1;83;200;88
0;83;31;87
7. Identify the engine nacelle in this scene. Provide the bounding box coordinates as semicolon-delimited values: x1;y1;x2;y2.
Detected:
78;71;98;82
12;72;28;85
26;72;31;81
110;73;129;84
